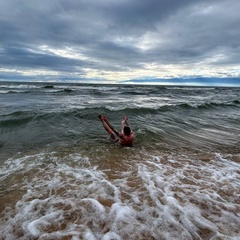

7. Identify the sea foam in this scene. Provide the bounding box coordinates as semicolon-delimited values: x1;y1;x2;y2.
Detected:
0;150;239;240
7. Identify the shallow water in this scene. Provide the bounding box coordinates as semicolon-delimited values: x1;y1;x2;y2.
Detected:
0;82;240;239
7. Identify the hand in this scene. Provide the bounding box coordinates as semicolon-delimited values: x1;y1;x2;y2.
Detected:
123;116;128;121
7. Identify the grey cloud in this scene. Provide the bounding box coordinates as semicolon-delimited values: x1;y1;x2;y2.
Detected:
156;1;240;63
0;0;239;81
0;46;88;72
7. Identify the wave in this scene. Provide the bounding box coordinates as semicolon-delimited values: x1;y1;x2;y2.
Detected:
42;85;74;93
0;108;101;129
0;90;31;94
5;100;238;118
0;90;9;94
103;100;240;114
165;87;216;91
1;105;239;158
0;83;39;89
0;111;36;128
119;90;155;95
1;97;239;128
0;88;75;95
43;88;75;94
177;100;240;110
233;99;240;104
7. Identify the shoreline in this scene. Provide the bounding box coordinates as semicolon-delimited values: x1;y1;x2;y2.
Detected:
1;145;239;239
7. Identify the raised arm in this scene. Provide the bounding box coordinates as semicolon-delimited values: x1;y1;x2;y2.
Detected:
121;116;129;133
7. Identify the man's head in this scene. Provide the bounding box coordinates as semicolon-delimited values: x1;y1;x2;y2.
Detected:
123;126;131;136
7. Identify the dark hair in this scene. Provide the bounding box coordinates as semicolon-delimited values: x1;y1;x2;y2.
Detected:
123;126;131;135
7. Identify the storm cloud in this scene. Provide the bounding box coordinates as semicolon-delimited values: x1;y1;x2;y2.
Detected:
0;0;240;85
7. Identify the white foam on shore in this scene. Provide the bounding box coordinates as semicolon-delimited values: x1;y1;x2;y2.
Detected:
0;151;239;240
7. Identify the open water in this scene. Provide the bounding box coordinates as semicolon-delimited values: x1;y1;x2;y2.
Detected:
0;82;239;240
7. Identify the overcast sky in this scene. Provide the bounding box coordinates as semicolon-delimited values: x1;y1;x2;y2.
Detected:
0;0;240;86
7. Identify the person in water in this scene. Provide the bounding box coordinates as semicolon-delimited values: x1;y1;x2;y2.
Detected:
98;114;134;147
